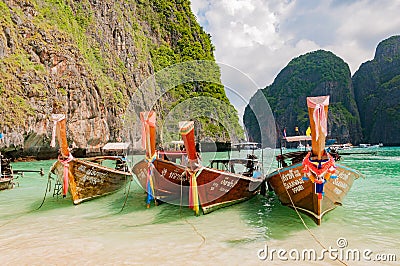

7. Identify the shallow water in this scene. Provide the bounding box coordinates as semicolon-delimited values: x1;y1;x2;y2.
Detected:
0;148;399;265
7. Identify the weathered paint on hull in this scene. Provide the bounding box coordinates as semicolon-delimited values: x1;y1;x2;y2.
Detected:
267;162;360;225
132;159;263;213
51;159;129;204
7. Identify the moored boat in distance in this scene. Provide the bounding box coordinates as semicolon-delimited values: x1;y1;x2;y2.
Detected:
1;151;45;191
132;111;264;214
49;114;130;204
1;152;15;190
266;96;362;225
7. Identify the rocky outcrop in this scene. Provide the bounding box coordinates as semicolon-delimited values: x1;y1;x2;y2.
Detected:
353;35;400;145
244;50;362;145
0;0;242;159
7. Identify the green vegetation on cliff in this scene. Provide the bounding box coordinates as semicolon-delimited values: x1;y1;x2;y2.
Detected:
0;0;243;155
353;35;400;145
244;50;362;144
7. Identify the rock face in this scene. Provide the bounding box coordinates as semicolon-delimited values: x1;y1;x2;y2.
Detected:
0;0;242;158
353;36;400;145
244;50;362;145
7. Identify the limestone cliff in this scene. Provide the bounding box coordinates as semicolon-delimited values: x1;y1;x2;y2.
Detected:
244;50;362;145
0;0;242;158
353;35;400;145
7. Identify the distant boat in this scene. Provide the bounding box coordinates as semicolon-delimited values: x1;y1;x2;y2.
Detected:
49;114;130;204
359;143;381;148
266;96;362;225
132;112;264;214
0;152;15;190
359;143;370;148
232;142;261;151
330;143;353;150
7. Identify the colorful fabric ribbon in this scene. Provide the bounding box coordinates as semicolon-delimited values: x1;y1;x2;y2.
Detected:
188;167;203;215
145;153;157;206
302;151;336;199
313;104;327;141
140;112;156;151
306;96;329;141
50;114;66;148
58;153;73;197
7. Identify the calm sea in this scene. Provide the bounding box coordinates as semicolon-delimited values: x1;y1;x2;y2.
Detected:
0;148;399;265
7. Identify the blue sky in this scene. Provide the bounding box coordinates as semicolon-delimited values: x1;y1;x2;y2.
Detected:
190;0;400;124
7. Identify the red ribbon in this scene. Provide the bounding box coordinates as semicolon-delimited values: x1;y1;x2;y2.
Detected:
302;152;336;177
59;154;74;196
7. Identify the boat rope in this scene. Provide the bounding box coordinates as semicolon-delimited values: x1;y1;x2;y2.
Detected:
118;172;133;213
36;172;53;210
179;173;206;246
277;170;348;266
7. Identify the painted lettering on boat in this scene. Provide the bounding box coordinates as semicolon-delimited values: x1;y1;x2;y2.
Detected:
220;177;235;188
78;165;107;185
336;170;349;181
210;176;238;193
210;182;219;191
333;178;348;189
292;185;304;193
333;187;343;195
281;169;302;182
161;168;188;182
284;178;304;190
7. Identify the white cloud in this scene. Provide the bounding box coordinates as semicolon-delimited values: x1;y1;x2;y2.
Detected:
190;0;400;124
192;0;400;82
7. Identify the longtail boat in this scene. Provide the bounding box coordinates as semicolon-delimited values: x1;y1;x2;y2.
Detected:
49;114;130;204
132;111;264;214
266;96;362;225
1;152;45;190
0;152;14;190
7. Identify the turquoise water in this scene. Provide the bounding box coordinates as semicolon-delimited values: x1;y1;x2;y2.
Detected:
0;148;399;265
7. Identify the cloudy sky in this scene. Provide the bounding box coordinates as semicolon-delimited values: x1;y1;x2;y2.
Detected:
190;0;400;123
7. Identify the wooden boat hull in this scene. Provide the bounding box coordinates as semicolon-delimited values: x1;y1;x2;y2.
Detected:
51;158;129;204
132;159;263;213
267;163;360;225
0;178;13;191
196;167;262;214
133;159;189;204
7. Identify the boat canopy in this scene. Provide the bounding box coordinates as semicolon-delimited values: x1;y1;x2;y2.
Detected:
284;135;312;142
102;142;130;151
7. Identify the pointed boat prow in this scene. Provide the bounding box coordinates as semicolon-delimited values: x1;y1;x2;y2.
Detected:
179;121;199;170
307;96;329;160
140;111;157;158
51;114;70;158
